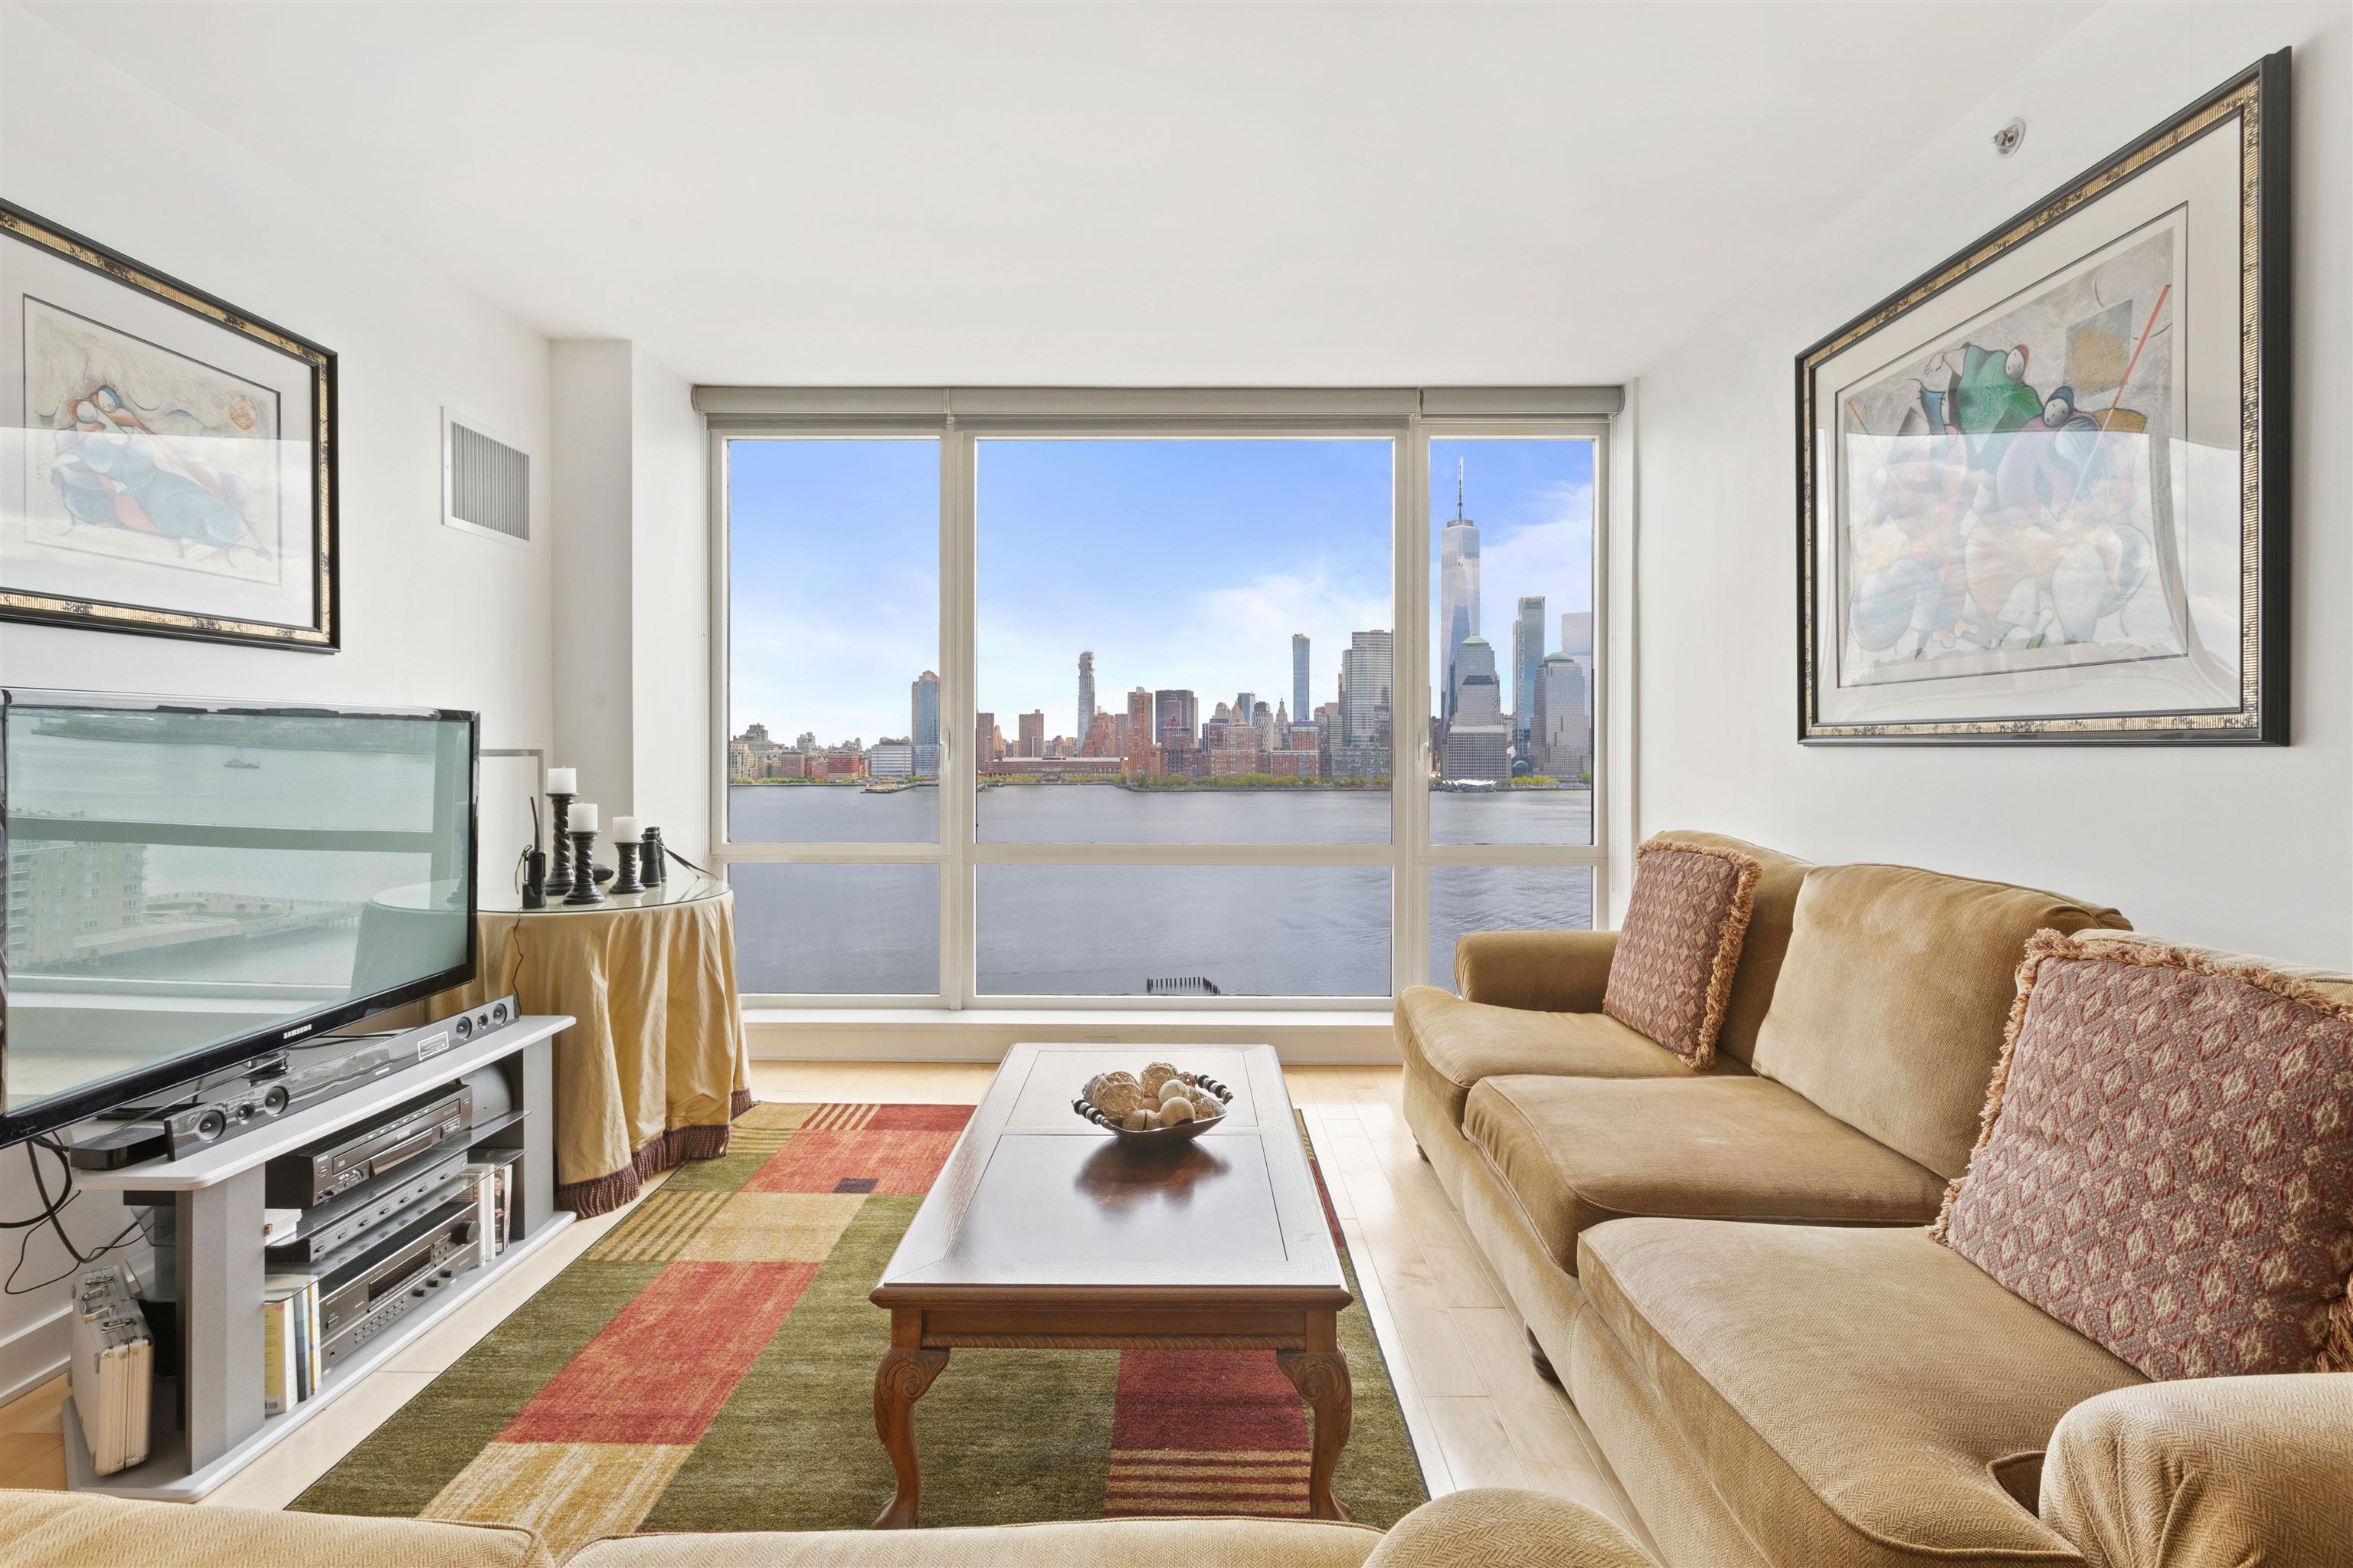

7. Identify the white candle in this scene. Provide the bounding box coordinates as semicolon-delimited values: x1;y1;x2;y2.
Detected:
611;815;642;843
546;767;577;794
568;801;597;833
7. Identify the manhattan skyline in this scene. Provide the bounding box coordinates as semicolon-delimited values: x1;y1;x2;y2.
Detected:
728;437;1592;751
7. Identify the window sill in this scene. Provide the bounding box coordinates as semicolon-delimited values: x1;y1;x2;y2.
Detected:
741;1006;1401;1063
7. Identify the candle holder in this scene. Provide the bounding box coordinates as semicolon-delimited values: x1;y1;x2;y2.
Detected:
544;792;577;895
611;840;645;895
563;830;606;905
640;826;666;885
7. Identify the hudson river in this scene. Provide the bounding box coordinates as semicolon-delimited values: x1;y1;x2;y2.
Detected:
728;784;1595;997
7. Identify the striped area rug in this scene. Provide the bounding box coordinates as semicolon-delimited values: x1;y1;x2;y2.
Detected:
291;1102;1427;1558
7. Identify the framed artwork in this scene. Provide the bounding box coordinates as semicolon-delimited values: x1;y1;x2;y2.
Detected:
1;201;339;651
1797;51;2288;745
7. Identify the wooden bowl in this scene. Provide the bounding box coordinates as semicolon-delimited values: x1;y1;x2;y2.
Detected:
1072;1075;1235;1146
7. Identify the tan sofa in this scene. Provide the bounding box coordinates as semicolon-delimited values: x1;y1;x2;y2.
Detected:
0;1487;1653;1568
1400;831;2353;1567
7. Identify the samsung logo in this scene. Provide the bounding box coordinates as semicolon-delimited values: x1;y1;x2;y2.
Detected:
283;1023;312;1039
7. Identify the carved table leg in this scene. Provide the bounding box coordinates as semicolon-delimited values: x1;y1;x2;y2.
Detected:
872;1345;949;1528
1279;1346;1354;1521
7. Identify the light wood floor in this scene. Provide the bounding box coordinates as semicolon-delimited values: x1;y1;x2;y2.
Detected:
0;1062;1655;1553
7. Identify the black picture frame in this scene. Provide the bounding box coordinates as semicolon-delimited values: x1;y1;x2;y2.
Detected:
0;201;340;653
1795;49;2289;745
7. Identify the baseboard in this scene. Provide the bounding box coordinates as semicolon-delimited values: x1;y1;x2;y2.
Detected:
745;1008;1401;1064
1;1304;67;1406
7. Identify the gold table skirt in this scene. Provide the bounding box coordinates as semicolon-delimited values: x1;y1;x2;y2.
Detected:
401;886;752;1216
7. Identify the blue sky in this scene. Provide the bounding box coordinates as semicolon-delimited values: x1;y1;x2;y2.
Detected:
728;437;1592;744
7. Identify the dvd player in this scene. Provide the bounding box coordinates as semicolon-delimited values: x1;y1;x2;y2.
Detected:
265;1145;473;1263
263;1085;473;1208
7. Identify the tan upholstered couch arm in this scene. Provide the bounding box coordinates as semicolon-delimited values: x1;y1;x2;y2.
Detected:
1363;1489;1654;1566
1453;929;1618;1013
2040;1375;2353;1568
0;1488;553;1568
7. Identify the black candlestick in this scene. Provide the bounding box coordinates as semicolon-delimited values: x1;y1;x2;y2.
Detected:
611;840;644;895
640;826;666;885
544;793;577;894
563;830;605;904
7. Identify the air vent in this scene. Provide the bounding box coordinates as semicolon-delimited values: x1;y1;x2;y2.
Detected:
442;408;532;545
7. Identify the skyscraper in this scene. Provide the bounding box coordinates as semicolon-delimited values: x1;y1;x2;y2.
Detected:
1535;651;1592;780
1154;689;1197;748
1339;630;1394;748
1017;710;1045;758
1291;634;1311;725
1439;459;1480;724
1510;597;1543;761
974;712;1000;763
1076;650;1095;742
1124;687;1159;778
910;670;941;747
1442;637;1510;782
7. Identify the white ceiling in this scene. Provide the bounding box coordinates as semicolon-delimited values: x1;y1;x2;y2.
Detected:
31;2;2094;386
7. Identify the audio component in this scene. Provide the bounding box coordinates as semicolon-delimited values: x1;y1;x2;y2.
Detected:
65;997;519;1169
264;1146;471;1263
263;1085;473;1208
307;1200;483;1374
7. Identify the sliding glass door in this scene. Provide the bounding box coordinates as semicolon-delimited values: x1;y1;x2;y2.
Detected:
714;404;1606;1008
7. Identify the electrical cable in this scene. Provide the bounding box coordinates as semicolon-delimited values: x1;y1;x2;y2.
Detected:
5;1137;144;1295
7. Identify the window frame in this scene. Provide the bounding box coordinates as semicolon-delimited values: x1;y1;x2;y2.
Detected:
706;394;1612;1011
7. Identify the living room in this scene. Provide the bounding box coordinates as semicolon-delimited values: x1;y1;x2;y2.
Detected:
1;4;2347;1566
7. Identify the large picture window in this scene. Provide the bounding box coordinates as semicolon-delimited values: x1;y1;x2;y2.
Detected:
712;396;1608;1008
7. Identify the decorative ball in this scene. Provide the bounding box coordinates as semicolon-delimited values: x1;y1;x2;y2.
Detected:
1122;1107;1158;1131
1191;1095;1222;1121
1094;1082;1149;1119
1140;1062;1182;1097
1159;1096;1194;1125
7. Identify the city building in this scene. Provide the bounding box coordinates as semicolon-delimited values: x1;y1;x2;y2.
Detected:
1339;630;1393;749
1079;710;1118;757
974;712;1002;763
980;755;1124;780
910;671;939;750
1442;637;1511;782
1511;597;1544;761
1123;687;1160;779
1291;633;1310;723
1076;650;1094;741
1016;710;1045;758
868;738;915;777
1154;689;1197;748
1535;651;1592;780
1439;459;1480;723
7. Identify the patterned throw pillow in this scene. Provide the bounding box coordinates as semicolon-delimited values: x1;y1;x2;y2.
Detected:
1601;836;1762;1068
1933;931;2353;1380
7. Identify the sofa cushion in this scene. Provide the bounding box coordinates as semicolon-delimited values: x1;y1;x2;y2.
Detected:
1645;830;1814;1067
1751;862;2130;1179
1397;984;1743;1130
0;1489;552;1568
1464;1075;1949;1271
1602;836;1762;1068
1579;1219;2145;1568
1936;931;2353;1380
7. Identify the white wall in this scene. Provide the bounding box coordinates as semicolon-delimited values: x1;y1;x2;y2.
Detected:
0;8;557;1395
1632;2;2351;965
548;342;708;856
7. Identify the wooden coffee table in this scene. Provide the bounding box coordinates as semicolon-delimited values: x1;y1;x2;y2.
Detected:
869;1043;1353;1527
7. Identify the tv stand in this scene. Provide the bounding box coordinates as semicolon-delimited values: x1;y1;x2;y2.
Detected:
61;1013;576;1501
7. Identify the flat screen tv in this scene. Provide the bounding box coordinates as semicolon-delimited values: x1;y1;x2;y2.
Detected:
0;689;477;1147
